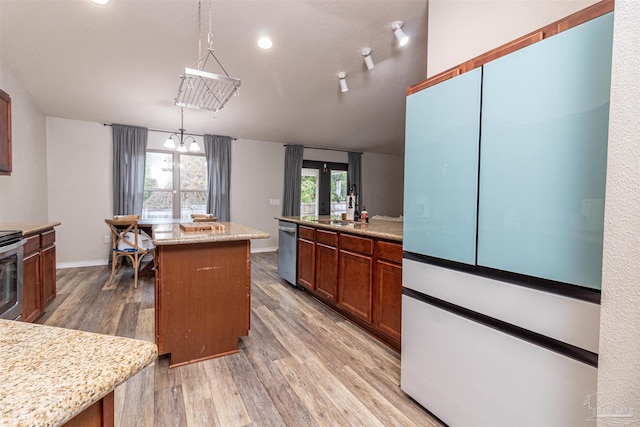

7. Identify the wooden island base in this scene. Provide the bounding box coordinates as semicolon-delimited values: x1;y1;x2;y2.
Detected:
155;239;251;368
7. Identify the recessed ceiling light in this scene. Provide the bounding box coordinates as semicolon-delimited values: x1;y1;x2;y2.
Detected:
257;37;272;50
91;0;109;4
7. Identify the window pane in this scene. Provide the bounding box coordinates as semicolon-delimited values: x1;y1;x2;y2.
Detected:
181;191;207;219
145;152;173;189
144;152;173;218
144;191;173;218
180;155;207;191
301;168;319;216
330;170;348;215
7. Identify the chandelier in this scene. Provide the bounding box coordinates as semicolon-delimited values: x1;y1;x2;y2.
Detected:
164;108;200;152
175;0;241;114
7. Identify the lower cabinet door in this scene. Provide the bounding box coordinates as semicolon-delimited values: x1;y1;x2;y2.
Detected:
41;245;56;308
315;243;338;302
337;250;373;323
22;253;42;322
297;238;315;290
375;260;402;342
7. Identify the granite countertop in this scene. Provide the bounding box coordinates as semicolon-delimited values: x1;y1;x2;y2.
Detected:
152;221;270;246
0;222;61;236
0;320;157;427
275;215;403;242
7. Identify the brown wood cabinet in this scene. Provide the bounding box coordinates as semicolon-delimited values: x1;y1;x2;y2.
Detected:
63;391;114;427
22;228;56;322
0;89;11;175
295;223;402;351
338;250;373;323
41;230;57;307
22;235;42;322
297;226;315;290
375;240;403;343
155;239;251;367
315;230;338;302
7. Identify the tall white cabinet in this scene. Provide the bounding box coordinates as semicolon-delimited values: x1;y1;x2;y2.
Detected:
402;8;613;426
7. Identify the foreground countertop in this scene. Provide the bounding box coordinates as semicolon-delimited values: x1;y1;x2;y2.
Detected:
0;222;61;236
152;221;269;246
0;320;157;427
275;215;403;242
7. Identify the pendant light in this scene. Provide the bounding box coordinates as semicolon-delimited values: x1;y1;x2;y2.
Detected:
165;108;201;152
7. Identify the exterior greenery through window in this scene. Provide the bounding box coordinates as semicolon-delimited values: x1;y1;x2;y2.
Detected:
301;160;348;216
143;150;207;219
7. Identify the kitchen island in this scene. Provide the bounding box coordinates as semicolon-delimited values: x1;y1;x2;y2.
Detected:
0;319;157;426
151;222;269;367
275;216;403;350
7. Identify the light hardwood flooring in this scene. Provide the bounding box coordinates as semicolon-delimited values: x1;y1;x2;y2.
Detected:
37;252;443;427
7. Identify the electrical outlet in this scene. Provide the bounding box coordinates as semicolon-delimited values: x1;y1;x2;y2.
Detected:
103;235;110;244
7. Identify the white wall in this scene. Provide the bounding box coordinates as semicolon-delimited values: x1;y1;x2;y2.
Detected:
231;139;284;252
426;0;598;77
0;63;48;222
598;1;640;418
46;118;112;266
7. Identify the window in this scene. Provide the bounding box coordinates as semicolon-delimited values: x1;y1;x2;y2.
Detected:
143;150;207;219
301;160;348;216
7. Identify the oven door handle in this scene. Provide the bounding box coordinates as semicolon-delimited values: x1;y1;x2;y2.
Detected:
1;239;26;252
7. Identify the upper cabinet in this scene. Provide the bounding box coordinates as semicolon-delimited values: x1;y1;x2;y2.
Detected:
404;7;613;291
477;13;613;289
404;68;481;265
0;89;11;175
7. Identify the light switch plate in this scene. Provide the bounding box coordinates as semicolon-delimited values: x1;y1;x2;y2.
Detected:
270;199;280;206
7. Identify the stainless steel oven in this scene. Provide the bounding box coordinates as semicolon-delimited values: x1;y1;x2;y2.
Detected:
0;231;25;321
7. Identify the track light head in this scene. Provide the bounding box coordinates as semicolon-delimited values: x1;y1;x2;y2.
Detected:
361;48;375;70
337;72;348;92
391;21;409;46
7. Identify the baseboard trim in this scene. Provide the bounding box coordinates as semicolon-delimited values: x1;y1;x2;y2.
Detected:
251;246;277;253
57;260;108;269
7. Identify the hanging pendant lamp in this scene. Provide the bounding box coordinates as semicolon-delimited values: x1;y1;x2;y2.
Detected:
175;0;241;114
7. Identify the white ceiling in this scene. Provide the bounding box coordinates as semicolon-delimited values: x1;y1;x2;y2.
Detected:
0;0;428;154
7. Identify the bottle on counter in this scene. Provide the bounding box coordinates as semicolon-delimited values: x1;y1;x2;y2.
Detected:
361;207;368;223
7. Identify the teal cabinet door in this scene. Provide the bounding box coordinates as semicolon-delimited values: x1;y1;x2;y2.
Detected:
404;68;481;264
477;13;613;289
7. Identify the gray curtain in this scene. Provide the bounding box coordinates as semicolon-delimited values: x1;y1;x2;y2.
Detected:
204;134;232;221
112;124;148;216
282;144;304;216
348;151;362;211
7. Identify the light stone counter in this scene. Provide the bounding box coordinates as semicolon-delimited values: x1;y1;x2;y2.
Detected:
0;320;157;427
275;215;402;242
151;221;269;246
0;222;61;236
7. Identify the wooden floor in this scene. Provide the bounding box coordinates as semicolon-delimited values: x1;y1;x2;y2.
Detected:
38;252;442;427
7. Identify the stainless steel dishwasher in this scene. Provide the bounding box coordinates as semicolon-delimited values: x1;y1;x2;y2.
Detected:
278;221;297;286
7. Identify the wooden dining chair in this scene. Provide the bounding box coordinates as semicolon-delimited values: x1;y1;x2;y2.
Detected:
105;216;155;288
191;213;218;222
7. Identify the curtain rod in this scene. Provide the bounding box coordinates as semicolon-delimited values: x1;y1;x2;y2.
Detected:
103;123;237;140
284;144;362;154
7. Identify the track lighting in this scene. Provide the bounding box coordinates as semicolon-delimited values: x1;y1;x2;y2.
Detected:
391;21;409;46
338;72;348;92
361;48;374;70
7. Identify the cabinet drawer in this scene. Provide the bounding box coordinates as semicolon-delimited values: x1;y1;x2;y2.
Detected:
378;241;402;264
340;233;373;256
23;235;40;257
41;230;55;248
316;229;337;247
299;225;315;241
